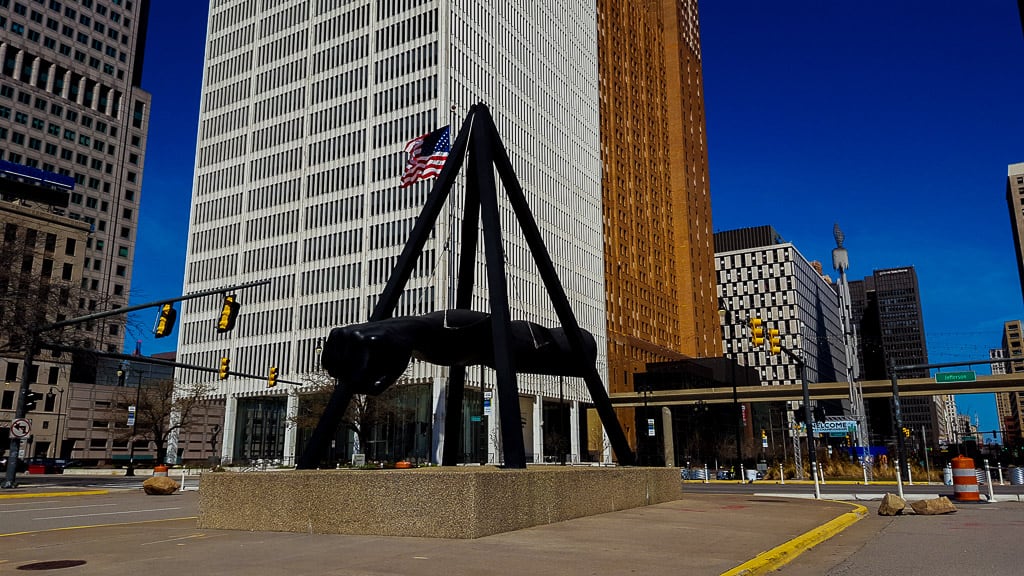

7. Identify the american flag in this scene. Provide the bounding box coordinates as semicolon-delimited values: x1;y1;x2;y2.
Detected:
400;126;451;187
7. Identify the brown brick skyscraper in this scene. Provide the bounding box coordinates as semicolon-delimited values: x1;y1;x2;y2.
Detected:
598;1;719;447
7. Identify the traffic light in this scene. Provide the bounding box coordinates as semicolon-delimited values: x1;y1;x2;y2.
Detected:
116;367;127;386
761;429;767;440
902;427;910;438
154;304;177;338
216;295;240;333
218;357;230;380
749;318;764;347
767;328;781;354
267;366;278;388
24;390;43;412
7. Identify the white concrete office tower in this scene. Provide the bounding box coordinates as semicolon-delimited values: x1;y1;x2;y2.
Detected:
175;1;605;466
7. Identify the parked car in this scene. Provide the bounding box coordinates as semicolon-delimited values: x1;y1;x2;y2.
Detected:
0;457;28;473
26;457;64;474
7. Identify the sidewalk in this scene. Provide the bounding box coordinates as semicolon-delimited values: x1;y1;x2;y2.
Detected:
1;491;863;575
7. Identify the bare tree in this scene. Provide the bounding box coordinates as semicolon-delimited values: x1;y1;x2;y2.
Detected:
115;379;215;464
291;371;414;463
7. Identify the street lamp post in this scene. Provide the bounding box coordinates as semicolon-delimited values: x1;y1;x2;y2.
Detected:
717;299;744;474
126;365;143;477
48;387;65;459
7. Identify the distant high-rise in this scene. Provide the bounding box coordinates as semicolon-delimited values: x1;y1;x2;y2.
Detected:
849;267;946;446
995;321;1024;450
0;0;153;354
598;1;719;447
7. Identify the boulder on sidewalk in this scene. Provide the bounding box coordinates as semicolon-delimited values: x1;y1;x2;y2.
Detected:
910;496;957;515
878;493;906;516
143;475;180;495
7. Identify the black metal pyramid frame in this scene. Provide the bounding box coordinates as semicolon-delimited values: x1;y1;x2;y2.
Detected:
298;104;634;469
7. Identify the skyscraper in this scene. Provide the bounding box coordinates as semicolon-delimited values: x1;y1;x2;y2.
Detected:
849;266;947;446
0;0;152;354
598;0;718;448
177;2;607;465
1006;162;1024;303
995;321;1023;450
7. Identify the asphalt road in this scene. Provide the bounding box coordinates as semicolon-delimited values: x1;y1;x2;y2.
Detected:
1;490;197;534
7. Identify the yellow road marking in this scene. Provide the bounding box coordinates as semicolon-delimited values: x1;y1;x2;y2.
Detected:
721;501;868;576
0;490;109;499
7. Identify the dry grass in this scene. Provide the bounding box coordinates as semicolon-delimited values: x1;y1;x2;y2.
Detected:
760;456;944;482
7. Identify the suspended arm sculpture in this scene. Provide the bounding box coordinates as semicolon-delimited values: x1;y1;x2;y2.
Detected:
321;309;596;396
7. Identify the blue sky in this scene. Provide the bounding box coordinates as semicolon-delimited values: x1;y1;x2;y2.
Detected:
126;2;1023;439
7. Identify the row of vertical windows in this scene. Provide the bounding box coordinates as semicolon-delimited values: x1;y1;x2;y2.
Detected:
241;241;297;272
199;106;248;140
258;1;307;38
197;134;247;167
372;74;436;115
253;87;302;124
373;42;436;83
194;163;244;199
303;193;363;229
190;222;240;254
205;51;251;87
236;306;292;338
203;77;250;113
209;1;256;36
255;29;307;68
307;128;364;165
300;262;360;296
249;146;301;180
367;250;433;285
373;9;436;52
244;209;299;242
310;65;366;104
311;3;369;45
311;34;368;75
369;182;428;215
237;340;290;380
247;178;301;211
302;228;362;263
377;0;431;20
187;253;237;284
308;97;365;135
191;191;242;224
370;151;403;183
305;162;364;199
368;217;416;250
0;49;123;117
251;117;301;152
207;24;255;61
299;296;361;331
371;109;434;149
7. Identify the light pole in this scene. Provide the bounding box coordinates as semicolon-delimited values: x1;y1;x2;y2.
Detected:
47;387;65;459
125;363;143;477
717;298;744;473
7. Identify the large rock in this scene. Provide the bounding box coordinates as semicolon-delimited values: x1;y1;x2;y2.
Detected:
910;496;957;515
143;476;180;495
878;493;906;516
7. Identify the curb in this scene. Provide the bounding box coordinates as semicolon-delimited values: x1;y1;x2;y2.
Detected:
720;500;868;576
0;489;109;500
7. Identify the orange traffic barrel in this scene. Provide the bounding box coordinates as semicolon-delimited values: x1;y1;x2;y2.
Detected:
153;464;169;477
951;455;980;502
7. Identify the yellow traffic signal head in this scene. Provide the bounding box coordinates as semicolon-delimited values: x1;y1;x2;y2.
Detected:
154;304;177;338
767;328;781;354
216;295;240;333
749;317;764;346
267;366;278;388
219;357;230;380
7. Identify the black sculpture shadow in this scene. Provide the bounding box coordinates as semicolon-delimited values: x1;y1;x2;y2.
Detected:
297;104;634;468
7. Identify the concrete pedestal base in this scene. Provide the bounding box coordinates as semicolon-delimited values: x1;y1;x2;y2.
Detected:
199;466;680;538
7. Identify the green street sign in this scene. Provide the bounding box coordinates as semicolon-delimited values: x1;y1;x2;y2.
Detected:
935;371;976;383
